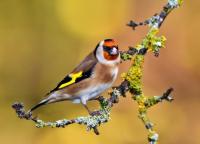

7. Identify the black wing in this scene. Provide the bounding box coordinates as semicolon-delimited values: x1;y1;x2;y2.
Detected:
48;52;97;94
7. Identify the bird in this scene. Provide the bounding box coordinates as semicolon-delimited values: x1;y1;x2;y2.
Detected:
29;39;120;115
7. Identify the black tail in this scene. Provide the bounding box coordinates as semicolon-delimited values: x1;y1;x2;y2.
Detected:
29;99;49;112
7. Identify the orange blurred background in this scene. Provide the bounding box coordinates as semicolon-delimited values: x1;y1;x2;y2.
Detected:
0;0;199;144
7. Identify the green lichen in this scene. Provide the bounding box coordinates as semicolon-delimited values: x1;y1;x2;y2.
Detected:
121;53;133;61
148;131;159;144
120;1;183;143
35;119;71;128
141;28;166;54
12;0;183;143
124;55;144;94
169;0;183;7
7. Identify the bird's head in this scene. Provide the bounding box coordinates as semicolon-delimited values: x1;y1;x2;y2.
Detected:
95;39;120;65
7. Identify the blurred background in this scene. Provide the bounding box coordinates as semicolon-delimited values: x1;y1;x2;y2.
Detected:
0;0;199;144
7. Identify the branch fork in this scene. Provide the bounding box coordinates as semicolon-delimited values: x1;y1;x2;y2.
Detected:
12;0;183;143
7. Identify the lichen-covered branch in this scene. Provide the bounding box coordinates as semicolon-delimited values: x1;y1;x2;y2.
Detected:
122;0;183;143
12;81;129;135
12;0;183;143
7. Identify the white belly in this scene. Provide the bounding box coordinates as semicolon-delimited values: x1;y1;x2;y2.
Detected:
72;67;118;105
72;83;112;104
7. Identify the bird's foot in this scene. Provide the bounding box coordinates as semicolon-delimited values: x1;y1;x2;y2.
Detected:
89;110;101;116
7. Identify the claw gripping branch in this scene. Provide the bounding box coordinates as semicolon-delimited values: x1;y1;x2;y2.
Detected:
12;0;183;143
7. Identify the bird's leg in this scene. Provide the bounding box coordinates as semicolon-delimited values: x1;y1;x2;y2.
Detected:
81;97;101;116
89;96;104;102
82;103;101;116
83;104;93;115
82;104;100;135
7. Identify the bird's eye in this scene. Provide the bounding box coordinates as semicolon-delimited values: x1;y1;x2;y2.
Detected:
103;46;111;52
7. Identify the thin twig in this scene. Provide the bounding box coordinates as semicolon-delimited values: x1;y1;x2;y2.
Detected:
12;0;183;143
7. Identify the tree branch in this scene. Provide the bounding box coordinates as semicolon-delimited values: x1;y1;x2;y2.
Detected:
12;0;183;143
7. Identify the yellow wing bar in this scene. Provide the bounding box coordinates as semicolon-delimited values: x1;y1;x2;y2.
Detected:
59;71;83;89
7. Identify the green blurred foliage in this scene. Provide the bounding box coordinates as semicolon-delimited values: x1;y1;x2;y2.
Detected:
0;0;199;144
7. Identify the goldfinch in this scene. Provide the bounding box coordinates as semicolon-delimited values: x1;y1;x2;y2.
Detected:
29;39;120;115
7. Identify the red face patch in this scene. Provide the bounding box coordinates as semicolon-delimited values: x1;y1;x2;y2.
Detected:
103;39;117;47
103;51;119;61
103;39;119;61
